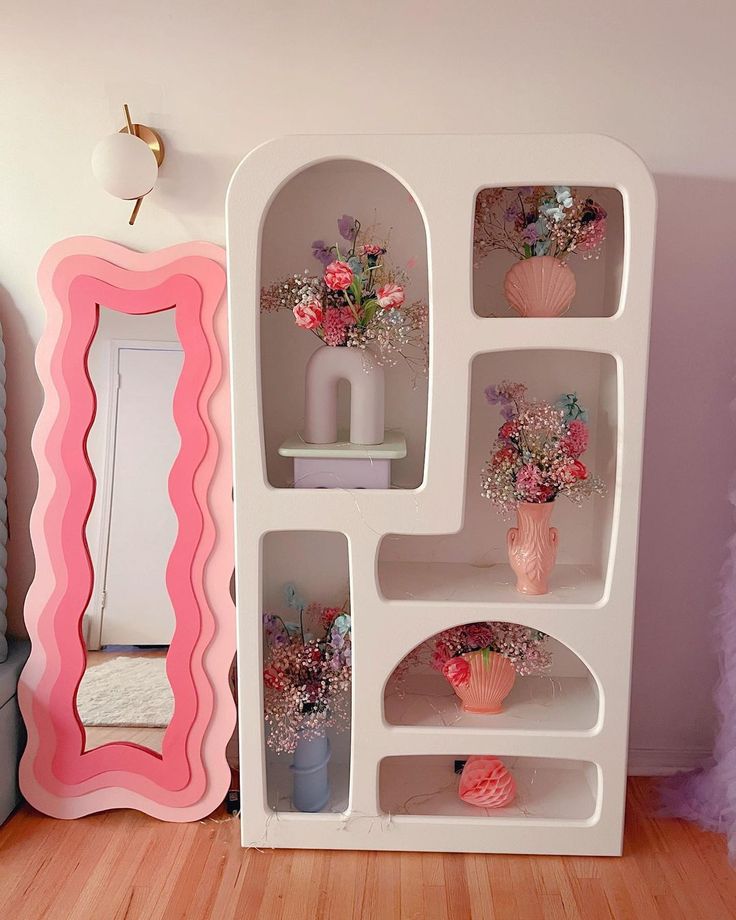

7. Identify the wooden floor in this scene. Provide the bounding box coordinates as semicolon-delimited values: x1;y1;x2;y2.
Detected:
0;779;732;920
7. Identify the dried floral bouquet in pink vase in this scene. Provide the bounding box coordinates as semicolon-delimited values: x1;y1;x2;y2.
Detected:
474;186;607;316
261;214;429;377
481;381;605;595
397;621;551;715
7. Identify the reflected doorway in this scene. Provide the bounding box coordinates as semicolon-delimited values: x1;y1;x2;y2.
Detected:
77;314;182;753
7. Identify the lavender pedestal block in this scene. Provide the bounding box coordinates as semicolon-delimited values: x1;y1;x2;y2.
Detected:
279;430;406;490
291;732;331;813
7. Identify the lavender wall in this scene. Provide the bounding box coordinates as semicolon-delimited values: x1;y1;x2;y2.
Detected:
1;1;734;768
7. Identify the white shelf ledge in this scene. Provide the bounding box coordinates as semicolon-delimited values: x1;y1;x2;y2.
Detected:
380;755;597;822
384;672;599;734
278;429;407;460
379;561;605;606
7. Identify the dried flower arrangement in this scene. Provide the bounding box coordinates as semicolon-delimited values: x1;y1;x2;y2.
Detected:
473;186;607;266
481;381;605;515
397;621;551;683
263;584;351;755
260;214;429;378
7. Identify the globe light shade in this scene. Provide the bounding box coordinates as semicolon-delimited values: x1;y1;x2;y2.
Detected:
91;132;158;201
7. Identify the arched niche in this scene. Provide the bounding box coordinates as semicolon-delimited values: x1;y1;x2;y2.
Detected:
383;620;601;733
259;158;430;489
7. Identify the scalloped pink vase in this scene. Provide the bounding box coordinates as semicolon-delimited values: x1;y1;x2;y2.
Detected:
444;650;516;714
504;255;576;317
507;502;559;595
459;756;516;808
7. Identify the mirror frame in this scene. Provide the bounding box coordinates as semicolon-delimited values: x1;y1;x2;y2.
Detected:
19;237;235;820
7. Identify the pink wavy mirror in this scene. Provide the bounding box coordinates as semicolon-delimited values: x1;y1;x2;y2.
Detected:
19;238;235;820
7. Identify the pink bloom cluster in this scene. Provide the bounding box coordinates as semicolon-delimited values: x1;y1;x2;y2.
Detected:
481;380;605;514
259;214;429;377
396;621;551;685
322;305;353;346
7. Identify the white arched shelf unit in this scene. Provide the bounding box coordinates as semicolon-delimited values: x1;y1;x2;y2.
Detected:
226;134;656;855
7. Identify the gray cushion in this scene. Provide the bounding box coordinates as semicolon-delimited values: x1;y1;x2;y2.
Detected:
0;639;30;709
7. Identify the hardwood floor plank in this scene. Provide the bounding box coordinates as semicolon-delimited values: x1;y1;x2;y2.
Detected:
0;780;733;920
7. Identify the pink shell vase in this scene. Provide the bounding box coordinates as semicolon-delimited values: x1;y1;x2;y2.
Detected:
507;501;558;595
442;649;516;714
503;255;576;317
459;756;516;808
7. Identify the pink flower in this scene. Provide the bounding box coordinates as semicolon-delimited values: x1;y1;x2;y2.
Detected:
264;666;286;691
569;460;587;480
442;656;471;688
499;419;519;441
324;260;353;291
376;283;405;310
492;446;517;467
360;243;384;257
555;459;587;484
322;306;352;346
515;463;543;497
561;420;589;457
293;299;323;330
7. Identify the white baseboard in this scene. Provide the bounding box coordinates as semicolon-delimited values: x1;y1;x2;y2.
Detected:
628;747;711;776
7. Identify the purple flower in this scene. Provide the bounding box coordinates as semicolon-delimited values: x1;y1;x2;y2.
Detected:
311;240;333;267
337;214;357;242
503;205;520;222
521;223;539;244
484;385;502;405
485;385;513;417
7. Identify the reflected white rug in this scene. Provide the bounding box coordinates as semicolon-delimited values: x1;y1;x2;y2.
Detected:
76;656;174;727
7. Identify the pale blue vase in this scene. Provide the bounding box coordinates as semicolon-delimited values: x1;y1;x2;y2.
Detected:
291;731;331;813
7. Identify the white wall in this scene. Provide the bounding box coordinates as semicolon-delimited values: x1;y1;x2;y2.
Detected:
2;1;734;768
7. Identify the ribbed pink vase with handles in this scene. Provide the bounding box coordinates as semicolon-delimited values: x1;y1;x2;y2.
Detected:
442;649;516;714
503;255;576;317
507;501;559;595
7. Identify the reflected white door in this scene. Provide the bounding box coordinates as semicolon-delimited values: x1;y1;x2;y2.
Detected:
99;347;183;646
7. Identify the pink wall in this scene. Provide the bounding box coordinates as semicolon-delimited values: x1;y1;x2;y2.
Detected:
2;1;735;767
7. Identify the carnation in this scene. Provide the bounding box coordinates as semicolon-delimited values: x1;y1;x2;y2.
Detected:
562;420;589;457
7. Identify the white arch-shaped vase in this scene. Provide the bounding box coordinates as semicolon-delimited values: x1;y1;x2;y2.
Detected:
303;345;385;445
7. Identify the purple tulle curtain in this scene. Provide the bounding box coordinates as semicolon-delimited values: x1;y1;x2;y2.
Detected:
661;481;736;858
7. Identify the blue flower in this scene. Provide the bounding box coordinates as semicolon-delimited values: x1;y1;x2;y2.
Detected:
554;186;573;209
331;613;351;637
347;256;363;278
556;393;588;423
541;204;565;223
284;582;306;611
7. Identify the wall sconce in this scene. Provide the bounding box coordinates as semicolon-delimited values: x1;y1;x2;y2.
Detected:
91;105;165;225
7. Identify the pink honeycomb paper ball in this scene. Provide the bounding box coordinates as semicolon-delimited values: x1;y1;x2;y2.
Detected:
458;756;516;808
